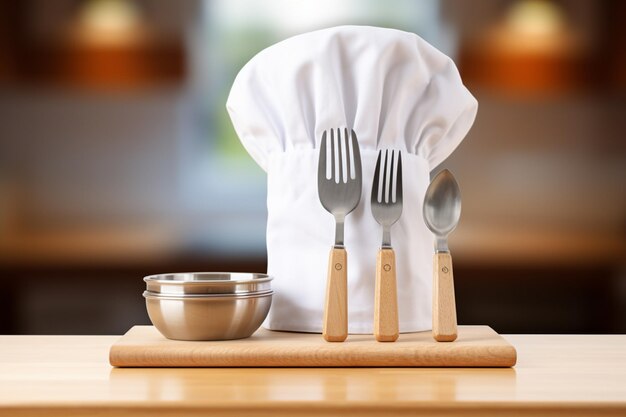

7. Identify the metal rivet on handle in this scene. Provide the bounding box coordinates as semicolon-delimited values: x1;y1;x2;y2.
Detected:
442;266;449;273
383;264;391;272
334;263;342;271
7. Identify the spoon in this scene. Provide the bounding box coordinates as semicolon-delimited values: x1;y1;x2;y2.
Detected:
423;169;461;342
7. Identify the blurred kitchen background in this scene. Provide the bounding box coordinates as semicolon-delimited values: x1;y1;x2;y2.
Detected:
0;0;624;335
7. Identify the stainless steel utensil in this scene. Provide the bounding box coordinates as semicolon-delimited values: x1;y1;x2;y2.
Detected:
144;290;273;341
423;169;461;342
370;150;402;342
144;272;273;295
317;128;362;342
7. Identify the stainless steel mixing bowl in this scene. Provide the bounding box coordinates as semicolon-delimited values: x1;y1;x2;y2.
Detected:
144;272;273;295
143;290;273;341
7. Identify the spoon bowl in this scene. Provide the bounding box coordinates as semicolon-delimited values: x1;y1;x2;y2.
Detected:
423;169;461;251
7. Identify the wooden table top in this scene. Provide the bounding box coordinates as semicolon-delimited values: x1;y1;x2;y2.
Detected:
1;333;625;416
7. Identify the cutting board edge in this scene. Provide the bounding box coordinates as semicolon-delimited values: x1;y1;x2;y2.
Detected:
110;347;517;367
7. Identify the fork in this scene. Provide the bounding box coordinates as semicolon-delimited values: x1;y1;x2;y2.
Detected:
371;150;403;342
317;128;362;342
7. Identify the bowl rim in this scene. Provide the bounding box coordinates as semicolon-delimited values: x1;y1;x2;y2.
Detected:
142;290;274;300
143;272;273;285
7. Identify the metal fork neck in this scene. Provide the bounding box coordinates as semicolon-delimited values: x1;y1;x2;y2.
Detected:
382;226;392;248
334;215;345;247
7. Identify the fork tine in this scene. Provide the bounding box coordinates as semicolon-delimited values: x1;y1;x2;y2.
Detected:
390;151;396;203
350;129;362;184
371;150;382;203
382;150;389;203
396;151;403;204
344;128;350;181
318;130;327;181
330;129;337;183
336;128;344;183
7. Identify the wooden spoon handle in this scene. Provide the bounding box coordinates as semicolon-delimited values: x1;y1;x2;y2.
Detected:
323;247;348;342
374;248;399;342
433;252;458;342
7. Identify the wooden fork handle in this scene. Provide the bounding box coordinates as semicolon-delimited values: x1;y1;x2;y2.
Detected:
374;248;399;342
433;252;458;342
323;247;348;342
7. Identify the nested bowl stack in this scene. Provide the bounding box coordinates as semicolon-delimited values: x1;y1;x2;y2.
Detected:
143;273;273;341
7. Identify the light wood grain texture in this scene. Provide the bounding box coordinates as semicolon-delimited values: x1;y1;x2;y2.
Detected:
433;252;458;342
1;334;626;416
323;247;348;342
109;325;515;367
374;248;399;342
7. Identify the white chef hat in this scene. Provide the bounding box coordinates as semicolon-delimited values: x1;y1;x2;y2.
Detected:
227;25;477;334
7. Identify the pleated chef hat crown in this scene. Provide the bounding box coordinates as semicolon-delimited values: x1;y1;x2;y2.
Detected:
227;25;477;171
227;26;477;334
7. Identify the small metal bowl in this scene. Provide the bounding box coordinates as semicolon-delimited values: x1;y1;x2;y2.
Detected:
143;290;273;341
144;272;272;295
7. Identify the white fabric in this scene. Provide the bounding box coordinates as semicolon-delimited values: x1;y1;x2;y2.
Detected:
227;25;477;333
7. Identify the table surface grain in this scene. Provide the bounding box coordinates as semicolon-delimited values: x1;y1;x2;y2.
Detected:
1;333;625;416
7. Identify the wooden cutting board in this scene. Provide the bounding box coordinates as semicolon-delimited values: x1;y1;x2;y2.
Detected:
110;325;516;367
